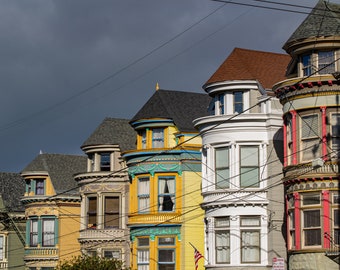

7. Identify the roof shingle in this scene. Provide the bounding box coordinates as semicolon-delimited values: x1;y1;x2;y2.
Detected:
204;48;290;89
0;172;25;212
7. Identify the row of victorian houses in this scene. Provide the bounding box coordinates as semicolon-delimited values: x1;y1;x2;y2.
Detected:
0;1;339;269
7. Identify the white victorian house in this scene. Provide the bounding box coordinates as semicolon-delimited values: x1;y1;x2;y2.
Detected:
194;48;290;269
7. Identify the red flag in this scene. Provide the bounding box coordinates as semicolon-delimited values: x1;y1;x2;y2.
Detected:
194;248;203;270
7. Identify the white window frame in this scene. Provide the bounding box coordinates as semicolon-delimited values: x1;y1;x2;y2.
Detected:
240;216;261;264
0;234;6;261
215;217;230;264
214;146;230;189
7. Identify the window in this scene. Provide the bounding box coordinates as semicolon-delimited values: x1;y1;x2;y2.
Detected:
30;219;38;247
331;113;340;158
100;152;111;171
87;197;97;228
138;178;150;213
334;209;339;245
215;217;230;264
303;210;321;246
158;237;175;270
152;128;164;148
240;146;259;188
42;219;55;247
300;114;320;161
302;54;312;76
318;51;335;74
302;194;320;206
215;147;230;189
240;217;261;263
0;235;5;260
104;250;121;259
234;91;243;113
137;238;150;270
158;177;175;211
35;179;44;195
104;196;120;228
141;130;147;149
289;211;295;249
88;153;95;172
218;94;224;115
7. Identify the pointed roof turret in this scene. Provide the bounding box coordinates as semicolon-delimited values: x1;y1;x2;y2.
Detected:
283;0;340;52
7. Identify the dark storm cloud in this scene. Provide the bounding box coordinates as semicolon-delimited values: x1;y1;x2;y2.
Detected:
0;0;319;172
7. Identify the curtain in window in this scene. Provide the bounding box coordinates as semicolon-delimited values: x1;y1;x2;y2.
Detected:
241;231;260;262
43;219;55;246
159;178;175;211
303;210;321;246
138;179;150;212
331;114;340;157
215;231;230;263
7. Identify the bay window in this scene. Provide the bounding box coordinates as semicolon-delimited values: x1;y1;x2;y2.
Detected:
215;217;230;264
104;250;121;259
158;177;175;211
29;217;57;247
240;146;259;188
138;177;150;213
137;238;149;270
240;216;261;263
215;147;230;189
300;114;320;162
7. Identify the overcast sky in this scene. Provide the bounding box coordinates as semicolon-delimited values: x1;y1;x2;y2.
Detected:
0;0;329;172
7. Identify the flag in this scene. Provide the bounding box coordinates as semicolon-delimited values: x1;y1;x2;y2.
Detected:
194;248;203;270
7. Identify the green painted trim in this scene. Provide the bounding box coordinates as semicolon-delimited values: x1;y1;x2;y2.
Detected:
130;226;181;241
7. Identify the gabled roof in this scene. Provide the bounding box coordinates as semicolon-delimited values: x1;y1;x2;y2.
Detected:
21;153;87;195
0;172;25;212
204;48;291;89
130;89;211;132
81;118;136;152
284;0;340;49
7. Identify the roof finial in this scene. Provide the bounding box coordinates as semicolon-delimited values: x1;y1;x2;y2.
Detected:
156;82;159;91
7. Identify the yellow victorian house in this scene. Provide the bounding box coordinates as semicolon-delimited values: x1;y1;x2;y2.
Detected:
21;153;86;270
123;89;211;270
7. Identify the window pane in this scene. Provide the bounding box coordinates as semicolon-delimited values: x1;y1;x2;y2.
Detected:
303;194;320;205
318;51;335;74
88;197;97;228
215;147;229;189
304;229;321;246
42;219;55;246
141;130;147;149
104;196;119;228
159;237;175;246
234;91;243;113
240;146;259;187
216;231;230;263
304;210;321;227
152;128;164;148
241;231;260;263
218;94;224;115
159;249;175;262
138;238;149;247
302;54;312;76
301;115;318;139
36;179;44;195
104;250;120;259
138;178;150;213
158;177;175;212
0;235;4;260
30;220;38;246
215;217;229;228
100;152;111;171
241;217;261;227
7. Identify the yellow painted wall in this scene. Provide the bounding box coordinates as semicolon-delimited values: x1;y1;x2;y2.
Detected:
180;170;205;270
58;202;81;261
